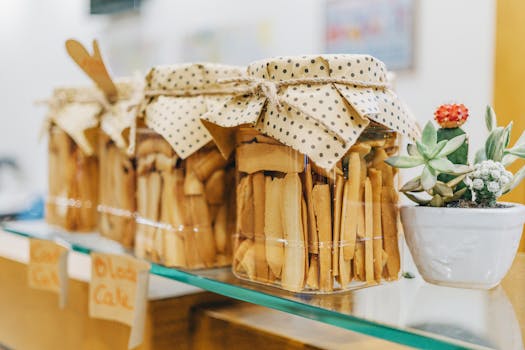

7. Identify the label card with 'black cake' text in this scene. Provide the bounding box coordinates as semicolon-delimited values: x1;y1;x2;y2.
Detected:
89;252;150;349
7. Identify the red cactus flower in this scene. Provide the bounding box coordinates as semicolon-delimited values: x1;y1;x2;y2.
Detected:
434;104;469;128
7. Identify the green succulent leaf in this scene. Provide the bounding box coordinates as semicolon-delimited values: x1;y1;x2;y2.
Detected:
421;165;437;190
385;155;425;168
503;122;513;148
445;187;468;202
421;121;437;147
429;140;448;158
448;164;473;175
446;174;467;188
485;105;497;132
485;126;505;161
403;192;431;205
436;134;467;158
502;154;518;167
429;194;445;207
428;158;455;173
416;140;431;159
502;131;525;166
474;148;487;164
433;182;453;197
407;143;419;156
401;176;423;192
502;165;525;194
505;143;525;159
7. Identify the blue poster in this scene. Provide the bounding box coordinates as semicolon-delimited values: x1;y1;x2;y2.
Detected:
326;0;415;71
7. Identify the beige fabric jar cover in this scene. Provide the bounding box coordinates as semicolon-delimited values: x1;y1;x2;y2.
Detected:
201;54;420;169
134;63;244;268
100;79;145;155
46;86;104;156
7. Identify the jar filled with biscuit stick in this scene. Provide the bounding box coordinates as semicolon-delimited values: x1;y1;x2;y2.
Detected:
97;81;143;248
134;63;244;269
202;54;420;293
45;87;103;232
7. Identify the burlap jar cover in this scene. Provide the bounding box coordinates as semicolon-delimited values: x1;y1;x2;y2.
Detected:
134;63;244;268
98;79;144;247
201;54;420;293
45;86;104;232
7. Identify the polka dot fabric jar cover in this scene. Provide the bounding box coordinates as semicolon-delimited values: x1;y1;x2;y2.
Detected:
201;54;420;170
133;63;243;269
142;63;245;159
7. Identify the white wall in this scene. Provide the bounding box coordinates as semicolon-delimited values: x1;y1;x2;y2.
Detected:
0;0;495;193
395;0;496;156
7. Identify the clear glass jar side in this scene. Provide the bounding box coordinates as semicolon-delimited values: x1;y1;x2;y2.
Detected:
46;126;99;232
233;125;401;293
98;131;136;248
134;127;234;269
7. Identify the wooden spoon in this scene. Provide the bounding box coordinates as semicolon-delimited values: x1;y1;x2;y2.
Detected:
65;39;118;103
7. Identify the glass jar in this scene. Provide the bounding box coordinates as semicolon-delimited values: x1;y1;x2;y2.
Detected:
46;126;98;231
232;123;401;293
134;128;235;269
98;132;136;248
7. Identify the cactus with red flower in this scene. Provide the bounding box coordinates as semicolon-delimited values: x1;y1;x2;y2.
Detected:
434;104;470;184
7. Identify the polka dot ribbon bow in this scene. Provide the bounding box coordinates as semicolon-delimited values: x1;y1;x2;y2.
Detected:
202;54;420;170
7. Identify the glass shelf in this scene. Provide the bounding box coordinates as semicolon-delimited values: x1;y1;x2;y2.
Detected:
3;220;524;350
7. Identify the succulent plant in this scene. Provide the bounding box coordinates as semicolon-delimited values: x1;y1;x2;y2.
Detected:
475;105;525;194
389;104;525;208
386;121;471;192
434;104;469;186
400;173;468;207
465;160;513;207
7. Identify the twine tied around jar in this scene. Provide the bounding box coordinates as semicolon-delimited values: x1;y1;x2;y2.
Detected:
216;76;391;111
143;76;390;111
143;76;390;146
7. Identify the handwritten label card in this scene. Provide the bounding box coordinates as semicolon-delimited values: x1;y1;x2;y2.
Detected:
28;239;69;308
89;253;150;349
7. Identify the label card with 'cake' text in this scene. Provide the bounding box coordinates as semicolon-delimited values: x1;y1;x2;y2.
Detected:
89;252;150;349
28;239;69;308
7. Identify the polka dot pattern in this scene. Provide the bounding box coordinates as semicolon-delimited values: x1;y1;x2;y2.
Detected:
208;94;267;127
50;87;103;156
280;84;369;144
144;63;245;159
202;54;420;170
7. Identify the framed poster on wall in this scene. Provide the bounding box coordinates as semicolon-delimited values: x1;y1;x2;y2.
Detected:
326;0;415;71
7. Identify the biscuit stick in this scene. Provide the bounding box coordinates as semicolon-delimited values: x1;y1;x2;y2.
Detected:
281;173;306;292
264;177;284;278
342;152;360;259
368;169;383;282
364;177;374;283
312;184;333;292
253;172;268;281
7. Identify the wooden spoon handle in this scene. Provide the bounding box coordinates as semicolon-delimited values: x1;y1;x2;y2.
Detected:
65;39;118;103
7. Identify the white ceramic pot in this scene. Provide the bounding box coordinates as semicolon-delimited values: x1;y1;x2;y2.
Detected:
401;203;525;289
